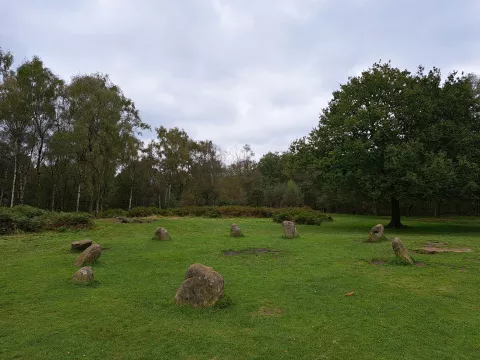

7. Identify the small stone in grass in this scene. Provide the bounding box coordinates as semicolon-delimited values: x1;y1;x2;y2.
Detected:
72;266;94;283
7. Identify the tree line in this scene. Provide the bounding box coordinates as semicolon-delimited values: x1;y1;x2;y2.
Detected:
1;49;480;226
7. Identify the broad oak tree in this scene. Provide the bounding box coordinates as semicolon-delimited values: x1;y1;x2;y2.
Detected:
291;62;480;227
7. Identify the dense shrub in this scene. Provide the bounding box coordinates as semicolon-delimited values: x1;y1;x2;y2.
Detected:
272;209;331;226
0;206;46;234
123;205;331;225
100;208;128;218
203;208;221;218
43;212;94;230
0;208;16;235
0;206;94;235
127;206;160;217
12;205;47;218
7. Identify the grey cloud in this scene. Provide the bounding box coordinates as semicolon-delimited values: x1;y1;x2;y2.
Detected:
1;0;479;159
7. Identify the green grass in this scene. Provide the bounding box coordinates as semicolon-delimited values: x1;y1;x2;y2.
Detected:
1;215;480;360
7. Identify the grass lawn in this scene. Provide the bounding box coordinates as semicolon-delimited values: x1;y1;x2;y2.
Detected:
1;215;480;359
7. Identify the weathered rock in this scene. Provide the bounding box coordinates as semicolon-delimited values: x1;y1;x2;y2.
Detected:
368;224;386;242
175;263;224;307
71;239;92;251
154;227;170;240
72;266;94;284
392;237;414;264
282;220;298;238
74;244;102;267
230;224;243;237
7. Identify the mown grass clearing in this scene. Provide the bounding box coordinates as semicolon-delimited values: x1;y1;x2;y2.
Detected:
1;215;480;359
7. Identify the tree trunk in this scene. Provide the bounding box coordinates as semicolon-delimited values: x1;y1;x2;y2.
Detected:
434;203;441;218
10;139;18;208
51;183;56;211
76;184;81;212
35;138;44;207
18;177;26;205
128;186;133;211
387;197;404;228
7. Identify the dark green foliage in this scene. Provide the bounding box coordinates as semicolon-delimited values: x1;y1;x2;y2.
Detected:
12;205;47;218
203;208;221;218
0;208;16;234
0;206;93;234
43;212;93;230
0;206;46;234
120;205;332;226
128;205;331;224
99;208;128;218
127;206;160;217
272;209;330;225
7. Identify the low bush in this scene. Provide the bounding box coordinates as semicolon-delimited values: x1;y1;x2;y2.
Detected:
43;212;94;230
11;205;47;218
203;208;221;218
123;205;331;225
127;206;160;217
100;208;128;218
0;206;94;235
272;209;331;226
0;208;16;235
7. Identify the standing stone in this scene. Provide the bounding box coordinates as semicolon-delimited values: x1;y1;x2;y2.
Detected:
154;227;170;240
74;244;102;267
175;263;224;307
72;266;94;284
282;220;298;238
392;237;414;264
368;224;386;242
71;239;93;251
230;224;243;237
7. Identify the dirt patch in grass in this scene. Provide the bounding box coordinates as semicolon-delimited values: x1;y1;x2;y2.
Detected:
415;262;425;267
250;306;284;317
422;247;472;254
370;259;385;265
223;248;280;256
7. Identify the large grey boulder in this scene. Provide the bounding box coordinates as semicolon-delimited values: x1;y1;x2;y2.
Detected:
154;227;170;240
175;264;224;307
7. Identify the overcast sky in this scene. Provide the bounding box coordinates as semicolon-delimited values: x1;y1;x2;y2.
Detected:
1;0;479;159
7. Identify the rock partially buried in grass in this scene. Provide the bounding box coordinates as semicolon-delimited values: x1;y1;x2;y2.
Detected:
230;224;243;237
154;227;170;240
392;237;414;264
282;220;298;238
367;224;386;242
71;239;92;251
74;244;102;267
72;266;94;283
175;263;224;308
